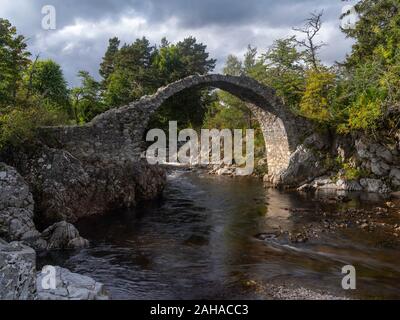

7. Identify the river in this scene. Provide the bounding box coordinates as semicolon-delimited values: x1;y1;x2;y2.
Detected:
38;169;400;299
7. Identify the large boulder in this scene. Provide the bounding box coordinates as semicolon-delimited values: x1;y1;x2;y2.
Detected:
0;240;36;300
370;158;391;177
0;163;41;243
15;147;166;224
37;266;109;300
303;133;330;151
40;221;89;250
390;168;400;187
0;162;88;251
273;145;326;187
360;178;391;194
336;179;363;191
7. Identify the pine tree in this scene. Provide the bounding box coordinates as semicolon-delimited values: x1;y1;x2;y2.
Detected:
99;37;120;87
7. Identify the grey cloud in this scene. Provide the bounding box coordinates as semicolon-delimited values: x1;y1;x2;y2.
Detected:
1;0;354;86
141;0;344;28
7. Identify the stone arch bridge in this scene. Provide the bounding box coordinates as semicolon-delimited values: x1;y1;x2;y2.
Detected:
42;74;317;185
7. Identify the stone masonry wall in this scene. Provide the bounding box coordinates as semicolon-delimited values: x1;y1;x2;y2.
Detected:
40;74;313;179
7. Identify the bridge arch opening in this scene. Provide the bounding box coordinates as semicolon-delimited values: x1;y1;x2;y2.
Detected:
122;74;311;182
43;74;312;184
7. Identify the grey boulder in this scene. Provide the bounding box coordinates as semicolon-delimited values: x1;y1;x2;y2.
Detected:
360;178;391;194
0;163;39;242
40;221;89;250
37;266;109;300
0;240;36;300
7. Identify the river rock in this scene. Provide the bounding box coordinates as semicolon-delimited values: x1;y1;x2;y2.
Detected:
37;266;109;300
303;133;329;151
40;221;89;250
0;163;40;243
216;167;235;176
336;179;363;191
370;158;390;176
355;139;394;164
355;139;371;159
390;168;400;187
360;178;391;194
276;146;326;187
0;240;36;300
371;144;393;163
313;176;337;189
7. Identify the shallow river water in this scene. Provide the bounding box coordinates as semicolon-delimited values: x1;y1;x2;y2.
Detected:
38;170;400;299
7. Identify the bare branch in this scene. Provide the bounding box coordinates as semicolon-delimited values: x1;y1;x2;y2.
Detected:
293;10;326;70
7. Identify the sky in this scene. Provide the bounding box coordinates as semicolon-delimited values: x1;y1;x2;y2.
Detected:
0;0;358;87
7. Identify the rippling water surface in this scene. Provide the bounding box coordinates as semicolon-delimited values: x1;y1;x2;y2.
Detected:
38;170;400;299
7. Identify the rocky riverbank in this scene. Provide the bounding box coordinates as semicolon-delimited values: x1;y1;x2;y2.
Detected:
291;135;399;194
0;239;110;300
255;198;400;247
0;142;166;300
0;162;89;250
1;145;166;224
0;161;110;300
208;133;400;196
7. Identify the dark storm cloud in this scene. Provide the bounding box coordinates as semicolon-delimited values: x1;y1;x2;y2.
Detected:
6;0;344;30
141;0;343;28
0;0;356;86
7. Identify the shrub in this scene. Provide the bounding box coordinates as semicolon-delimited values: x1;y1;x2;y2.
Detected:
0;105;69;149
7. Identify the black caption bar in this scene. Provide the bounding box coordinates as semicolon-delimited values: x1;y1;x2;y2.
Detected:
2;300;397;319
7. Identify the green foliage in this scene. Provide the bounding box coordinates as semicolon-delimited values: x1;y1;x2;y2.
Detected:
257;37;306;110
25;59;70;110
0;19;70;150
0;18;30;107
203;98;250;130
148;37;217;130
330;155;369;181
342;0;400;68
340;162;368;181
0;105;69;149
342;93;383;133
338;0;400;133
99;37;120;89
102;37;159;106
299;68;336;123
223;55;243;76
71;71;104;123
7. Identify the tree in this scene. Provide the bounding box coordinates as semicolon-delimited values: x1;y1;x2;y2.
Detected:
299;68;336;123
154;44;184;82
0;18;30;107
243;45;258;74
220;47;259;128
293;11;326;70
0;20;70;150
342;0;400;67
99;37;120;88
26;59;70;109
337;0;400;132
149;37;217;130
174;37;216;76
259;37;305;109
102;37;159;106
72;71;104;123
223;55;243;76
